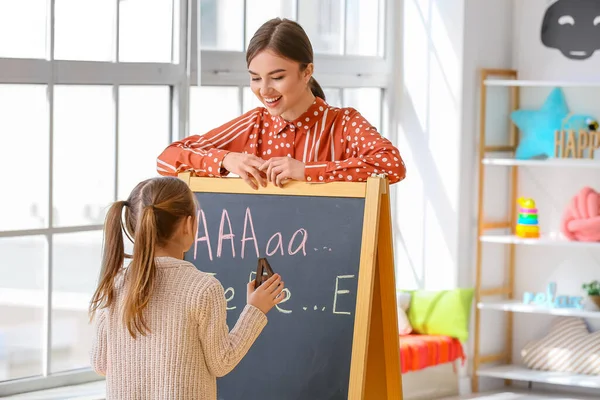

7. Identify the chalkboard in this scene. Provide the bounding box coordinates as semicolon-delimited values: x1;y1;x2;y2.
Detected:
184;191;365;400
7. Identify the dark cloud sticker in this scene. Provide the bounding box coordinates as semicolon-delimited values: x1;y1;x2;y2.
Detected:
541;0;600;60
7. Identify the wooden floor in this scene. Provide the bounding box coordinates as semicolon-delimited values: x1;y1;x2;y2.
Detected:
443;389;598;400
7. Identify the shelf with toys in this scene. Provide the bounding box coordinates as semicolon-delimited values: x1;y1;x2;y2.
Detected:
472;69;600;395
479;234;600;248
482;157;600;168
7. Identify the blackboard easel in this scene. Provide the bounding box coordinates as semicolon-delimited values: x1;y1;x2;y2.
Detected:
179;173;403;400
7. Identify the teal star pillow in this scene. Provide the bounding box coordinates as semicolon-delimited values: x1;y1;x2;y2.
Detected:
511;88;598;160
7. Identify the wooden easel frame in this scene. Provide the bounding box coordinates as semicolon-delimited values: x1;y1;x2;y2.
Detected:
179;173;402;400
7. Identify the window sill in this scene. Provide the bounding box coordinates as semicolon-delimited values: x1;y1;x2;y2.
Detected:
3;380;105;400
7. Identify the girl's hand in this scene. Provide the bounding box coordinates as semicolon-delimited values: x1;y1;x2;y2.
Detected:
222;152;267;189
247;274;286;314
259;157;306;188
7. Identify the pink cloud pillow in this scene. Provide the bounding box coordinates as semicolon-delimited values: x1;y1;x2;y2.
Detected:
561;187;600;242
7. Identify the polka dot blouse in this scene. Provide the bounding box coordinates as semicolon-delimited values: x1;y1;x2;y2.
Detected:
157;97;406;184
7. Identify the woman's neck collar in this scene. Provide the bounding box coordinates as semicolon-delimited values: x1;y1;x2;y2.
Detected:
280;91;316;122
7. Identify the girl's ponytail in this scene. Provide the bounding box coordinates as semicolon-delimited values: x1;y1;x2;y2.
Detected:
90;176;197;338
89;200;128;320
122;205;158;338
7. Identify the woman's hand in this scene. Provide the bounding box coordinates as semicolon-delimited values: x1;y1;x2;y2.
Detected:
222;152;267;190
247;274;286;315
259;157;306;188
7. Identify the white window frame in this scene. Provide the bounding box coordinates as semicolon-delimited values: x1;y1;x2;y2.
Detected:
0;0;400;395
190;0;396;139
0;0;189;396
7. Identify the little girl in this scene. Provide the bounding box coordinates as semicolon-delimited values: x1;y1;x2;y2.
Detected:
89;176;285;399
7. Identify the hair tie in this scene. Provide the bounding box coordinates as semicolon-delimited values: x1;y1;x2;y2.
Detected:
123;201;130;207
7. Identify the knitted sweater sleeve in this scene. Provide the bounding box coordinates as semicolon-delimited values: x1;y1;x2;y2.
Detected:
90;308;107;376
198;279;268;377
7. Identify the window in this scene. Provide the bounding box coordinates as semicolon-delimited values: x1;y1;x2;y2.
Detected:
0;0;182;395
0;0;394;395
192;0;389;137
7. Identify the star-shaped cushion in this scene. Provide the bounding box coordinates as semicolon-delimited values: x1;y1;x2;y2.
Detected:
511;87;569;160
521;317;600;375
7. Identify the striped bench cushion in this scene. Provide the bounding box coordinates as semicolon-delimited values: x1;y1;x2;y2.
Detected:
399;334;465;373
522;317;600;375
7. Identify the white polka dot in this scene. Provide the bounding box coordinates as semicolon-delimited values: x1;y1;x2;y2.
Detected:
208;153;213;157
262;151;266;155
209;173;214;177
341;139;344;143
387;163;392;167
250;144;254;148
314;111;318;116
343;168;347;171
268;140;273;145
214;158;218;162
208;167;213;172
258;139;262;144
275;145;279;149
358;178;363;182
267;149;272;154
319;176;324;181
346;136;351;141
254;124;259;128
307;176;312;181
347;175;352;180
376;154;381;158
375;163;379;167
265;123;269;127
358;162;362;165
305;117;310;122
338;174;343;179
346;149;350;153
287;153;292;157
382;158;387;162
297;122;302;127
352;122;357;127
304;125;309;130
282;133;287;138
394;157;398;161
355;128;360;133
261;129;265;134
286;143;291;148
396;164;399;167
319;106;324;111
344;110;350;115
330;176;334;180
370;146;374;149
356;168;360;172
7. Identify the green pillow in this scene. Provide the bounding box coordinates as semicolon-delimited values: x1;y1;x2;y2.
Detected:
406;288;474;342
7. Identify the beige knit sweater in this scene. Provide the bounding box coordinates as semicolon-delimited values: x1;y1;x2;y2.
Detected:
90;256;267;400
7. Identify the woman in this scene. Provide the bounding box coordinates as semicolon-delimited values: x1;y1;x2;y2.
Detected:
157;18;406;189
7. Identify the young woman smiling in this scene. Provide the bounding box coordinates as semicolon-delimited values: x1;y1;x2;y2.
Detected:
157;18;406;189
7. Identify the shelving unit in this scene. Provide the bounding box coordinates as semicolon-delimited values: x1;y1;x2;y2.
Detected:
472;68;600;394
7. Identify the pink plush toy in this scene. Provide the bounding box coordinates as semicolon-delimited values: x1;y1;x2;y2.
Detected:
561;187;600;242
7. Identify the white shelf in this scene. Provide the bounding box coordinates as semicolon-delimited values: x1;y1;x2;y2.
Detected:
482;157;600;168
484;79;600;87
479;234;600;248
478;300;600;319
477;365;600;389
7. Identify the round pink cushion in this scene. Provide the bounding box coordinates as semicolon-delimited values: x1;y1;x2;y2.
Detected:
561;187;600;242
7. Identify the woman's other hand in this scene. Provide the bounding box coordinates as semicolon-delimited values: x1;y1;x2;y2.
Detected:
259;157;306;188
222;152;267;189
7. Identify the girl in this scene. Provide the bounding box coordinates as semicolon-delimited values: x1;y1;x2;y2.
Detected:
157;18;406;189
89;176;285;399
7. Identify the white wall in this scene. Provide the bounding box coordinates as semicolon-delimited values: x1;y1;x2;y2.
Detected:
393;0;465;292
514;0;600;81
